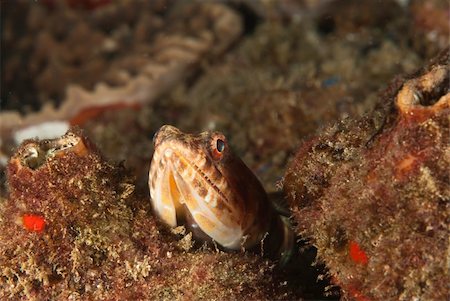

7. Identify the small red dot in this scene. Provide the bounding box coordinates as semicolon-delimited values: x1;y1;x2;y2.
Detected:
349;241;368;265
22;214;46;232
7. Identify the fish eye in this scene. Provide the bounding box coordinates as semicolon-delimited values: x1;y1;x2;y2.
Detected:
210;134;227;160
216;139;225;153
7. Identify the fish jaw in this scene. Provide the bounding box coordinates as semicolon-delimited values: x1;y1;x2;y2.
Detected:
149;147;180;228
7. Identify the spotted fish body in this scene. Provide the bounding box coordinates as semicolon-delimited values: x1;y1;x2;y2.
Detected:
149;125;292;255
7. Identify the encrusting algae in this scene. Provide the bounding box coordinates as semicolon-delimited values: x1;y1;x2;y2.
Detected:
2;2;449;300
0;128;301;300
284;49;450;300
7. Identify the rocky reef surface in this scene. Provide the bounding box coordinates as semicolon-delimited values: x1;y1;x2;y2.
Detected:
1;1;449;300
0;129;300;300
284;50;449;300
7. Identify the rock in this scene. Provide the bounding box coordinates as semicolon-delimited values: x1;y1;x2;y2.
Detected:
284;49;449;300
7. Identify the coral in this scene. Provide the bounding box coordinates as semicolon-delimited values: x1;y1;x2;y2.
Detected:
0;129;301;300
1;1;242;138
284;49;449;300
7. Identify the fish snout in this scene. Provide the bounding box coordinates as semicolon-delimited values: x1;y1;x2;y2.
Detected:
153;125;182;147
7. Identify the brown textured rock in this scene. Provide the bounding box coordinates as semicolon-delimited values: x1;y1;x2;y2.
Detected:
284;50;449;300
0;129;300;300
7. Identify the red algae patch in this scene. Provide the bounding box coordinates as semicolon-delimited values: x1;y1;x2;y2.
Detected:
22;214;46;232
349;241;368;265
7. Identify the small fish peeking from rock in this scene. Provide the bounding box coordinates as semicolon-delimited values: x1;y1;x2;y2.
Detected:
149;125;294;264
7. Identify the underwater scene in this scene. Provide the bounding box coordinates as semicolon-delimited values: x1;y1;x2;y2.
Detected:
1;0;449;300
